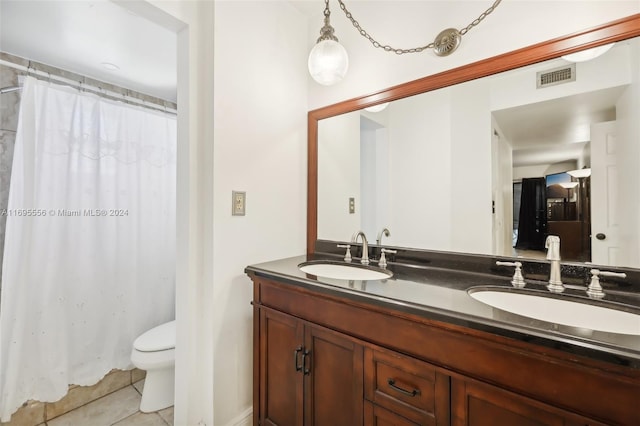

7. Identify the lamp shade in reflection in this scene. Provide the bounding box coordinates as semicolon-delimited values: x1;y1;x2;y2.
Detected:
308;39;349;86
365;102;390;113
559;182;579;189
562;43;615;62
567;168;592;178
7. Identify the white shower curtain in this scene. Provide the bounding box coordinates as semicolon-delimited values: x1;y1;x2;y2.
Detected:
0;76;176;421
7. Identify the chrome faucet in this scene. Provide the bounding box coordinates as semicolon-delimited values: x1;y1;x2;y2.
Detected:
376;228;390;245
352;231;370;265
545;235;564;293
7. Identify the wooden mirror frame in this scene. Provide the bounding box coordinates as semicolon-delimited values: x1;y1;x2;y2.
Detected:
307;14;640;255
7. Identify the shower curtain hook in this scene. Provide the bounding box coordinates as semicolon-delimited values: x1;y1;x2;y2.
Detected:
26;61;35;77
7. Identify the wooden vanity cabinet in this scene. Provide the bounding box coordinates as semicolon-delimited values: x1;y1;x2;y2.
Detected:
250;275;640;426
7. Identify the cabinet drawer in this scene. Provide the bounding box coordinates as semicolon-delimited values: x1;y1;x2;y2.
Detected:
365;401;420;426
364;347;450;425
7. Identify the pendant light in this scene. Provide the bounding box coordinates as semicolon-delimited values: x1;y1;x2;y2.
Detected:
308;0;349;86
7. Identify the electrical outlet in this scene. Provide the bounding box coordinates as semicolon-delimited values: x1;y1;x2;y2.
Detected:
232;191;246;216
349;197;355;214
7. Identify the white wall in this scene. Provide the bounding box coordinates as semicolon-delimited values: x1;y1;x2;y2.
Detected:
140;2;215;425
360;119;386;241
450;79;493;254
319;79;493;254
318;111;361;241
307;1;640;110
212;2;308;425
388;88;452;249
145;1;308;426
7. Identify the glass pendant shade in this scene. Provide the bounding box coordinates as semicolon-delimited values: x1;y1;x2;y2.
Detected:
308;39;349;86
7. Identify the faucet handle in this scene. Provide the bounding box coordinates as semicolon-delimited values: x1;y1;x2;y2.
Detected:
379;248;397;269
337;244;352;263
587;269;627;299
496;261;526;288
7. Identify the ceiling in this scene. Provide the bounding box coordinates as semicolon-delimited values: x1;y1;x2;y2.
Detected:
493;86;624;167
0;0;177;101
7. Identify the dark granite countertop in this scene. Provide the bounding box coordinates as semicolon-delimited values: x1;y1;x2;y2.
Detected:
246;246;640;370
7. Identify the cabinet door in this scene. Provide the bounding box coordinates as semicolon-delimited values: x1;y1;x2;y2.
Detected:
259;308;304;426
452;378;608;426
304;324;364;426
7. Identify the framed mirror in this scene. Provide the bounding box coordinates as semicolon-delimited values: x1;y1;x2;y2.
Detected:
308;14;640;268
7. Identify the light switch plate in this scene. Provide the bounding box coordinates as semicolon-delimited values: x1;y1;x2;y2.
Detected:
232;191;246;216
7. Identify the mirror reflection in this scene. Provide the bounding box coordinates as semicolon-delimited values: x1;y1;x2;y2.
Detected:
317;37;640;268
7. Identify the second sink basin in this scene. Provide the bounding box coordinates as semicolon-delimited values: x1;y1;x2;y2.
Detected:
299;261;393;280
468;287;640;335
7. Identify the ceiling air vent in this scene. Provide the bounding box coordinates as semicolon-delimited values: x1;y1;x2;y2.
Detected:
536;64;576;88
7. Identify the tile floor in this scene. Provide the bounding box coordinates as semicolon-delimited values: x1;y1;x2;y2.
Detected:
45;380;173;426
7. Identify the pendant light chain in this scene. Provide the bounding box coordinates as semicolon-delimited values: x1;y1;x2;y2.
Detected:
336;0;502;55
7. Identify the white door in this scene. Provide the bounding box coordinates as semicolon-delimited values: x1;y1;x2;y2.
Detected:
590;121;619;265
491;129;513;257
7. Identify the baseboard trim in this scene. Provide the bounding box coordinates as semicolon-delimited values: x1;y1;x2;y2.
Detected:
223;406;252;426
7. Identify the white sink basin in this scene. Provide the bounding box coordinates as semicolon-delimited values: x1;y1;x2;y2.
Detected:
299;262;392;280
468;288;640;335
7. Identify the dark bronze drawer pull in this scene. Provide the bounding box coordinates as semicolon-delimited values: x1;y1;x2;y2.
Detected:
294;346;303;372
302;349;311;375
387;379;420;397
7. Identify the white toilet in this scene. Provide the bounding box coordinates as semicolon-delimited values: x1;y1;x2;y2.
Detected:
131;320;176;412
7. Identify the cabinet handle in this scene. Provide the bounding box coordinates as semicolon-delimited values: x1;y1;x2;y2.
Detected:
387;379;420;397
294;346;303;372
302;350;311;375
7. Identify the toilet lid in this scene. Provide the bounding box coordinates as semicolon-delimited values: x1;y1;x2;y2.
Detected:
134;320;176;352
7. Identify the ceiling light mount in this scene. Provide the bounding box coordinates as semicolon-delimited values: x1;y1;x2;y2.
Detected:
316;2;338;43
336;0;502;57
433;28;462;57
101;62;120;71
